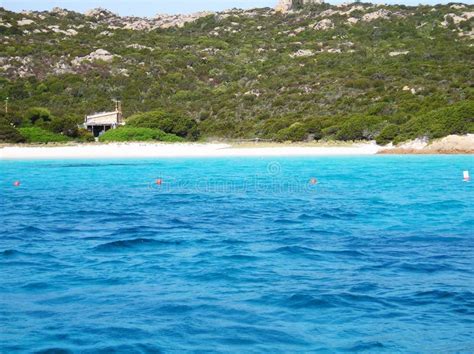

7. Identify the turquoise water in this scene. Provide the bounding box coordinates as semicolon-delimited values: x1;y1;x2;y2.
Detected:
1;156;473;352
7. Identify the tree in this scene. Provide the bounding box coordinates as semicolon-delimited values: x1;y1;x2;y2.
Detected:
50;115;82;138
0;119;25;143
275;122;307;142
336;115;385;141
126;110;200;140
25;107;52;126
376;124;399;145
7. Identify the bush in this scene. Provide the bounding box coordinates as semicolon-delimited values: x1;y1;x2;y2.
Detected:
376;124;399;145
258;115;297;139
126;110;199;140
275;122;307;142
0;120;25;143
77;129;95;142
99;127;184;142
336;115;385;141
398;101;474;141
50;115;82;138
18;127;69;143
302;118;323;140
24;107;52;126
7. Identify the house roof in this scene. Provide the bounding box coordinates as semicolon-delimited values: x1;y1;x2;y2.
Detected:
85;111;121;126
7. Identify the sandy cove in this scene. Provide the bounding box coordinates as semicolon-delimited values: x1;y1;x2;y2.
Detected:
0;135;472;160
0;142;380;159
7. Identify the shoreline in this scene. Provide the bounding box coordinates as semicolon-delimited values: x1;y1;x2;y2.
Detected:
1;135;473;160
0;142;381;160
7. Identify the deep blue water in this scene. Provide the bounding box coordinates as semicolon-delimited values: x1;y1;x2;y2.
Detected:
1;156;473;352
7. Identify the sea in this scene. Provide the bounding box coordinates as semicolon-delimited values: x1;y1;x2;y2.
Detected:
1;156;473;352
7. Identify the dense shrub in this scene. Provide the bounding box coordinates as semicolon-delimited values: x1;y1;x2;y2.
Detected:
275;122;307;142
126;110;199;140
18;127;69;143
99;127;183;142
24;107;52;126
77;129;95;142
376;124;399;145
336;115;386;141
50;115;82;138
0;119;25;143
397;101;474;141
302;118;323;140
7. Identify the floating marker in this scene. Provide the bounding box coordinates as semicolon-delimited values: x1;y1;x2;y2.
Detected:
13;181;21;187
463;171;470;182
310;178;318;185
156;179;163;185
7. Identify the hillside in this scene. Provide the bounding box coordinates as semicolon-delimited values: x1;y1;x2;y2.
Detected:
0;2;473;143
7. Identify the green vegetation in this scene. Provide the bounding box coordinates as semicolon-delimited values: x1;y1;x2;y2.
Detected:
100;127;183;142
126;110;200;140
394;101;474;143
18;127;70;143
25;107;52;126
0;119;25;143
0;3;473;144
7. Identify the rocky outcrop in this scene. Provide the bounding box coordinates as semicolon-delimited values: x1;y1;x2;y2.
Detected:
82;8;213;31
311;19;334;30
361;9;392;22
84;8;117;19
442;11;474;26
276;0;293;13
389;51;409;56
72;49;118;66
380;135;474;154
51;7;72;17
276;0;324;13
17;19;35;26
290;49;315;58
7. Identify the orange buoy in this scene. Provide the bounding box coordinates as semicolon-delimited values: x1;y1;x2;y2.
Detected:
310;178;318;185
13;181;21;187
156;179;163;185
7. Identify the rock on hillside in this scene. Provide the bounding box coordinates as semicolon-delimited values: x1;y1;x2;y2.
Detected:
276;0;325;13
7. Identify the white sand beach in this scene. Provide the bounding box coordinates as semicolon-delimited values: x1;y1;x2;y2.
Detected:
1;135;472;160
0;142;380;160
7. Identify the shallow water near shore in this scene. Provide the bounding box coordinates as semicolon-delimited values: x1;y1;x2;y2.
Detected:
1;156;473;352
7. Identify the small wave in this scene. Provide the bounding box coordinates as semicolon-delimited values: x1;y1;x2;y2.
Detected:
287;294;335;309
287;292;390;309
399;262;454;274
20;225;46;235
156;304;194;314
21;282;52;291
94;238;181;252
317;212;342;220
326;249;366;257
415;290;474;304
0;249;55;260
347;340;385;351
274;218;300;225
93;344;161;352
222;238;248;245
223;254;259;261
34;348;73;354
273;245;322;259
0;249;23;257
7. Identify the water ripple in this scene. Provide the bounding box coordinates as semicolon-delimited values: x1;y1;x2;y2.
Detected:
1;156;473;352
